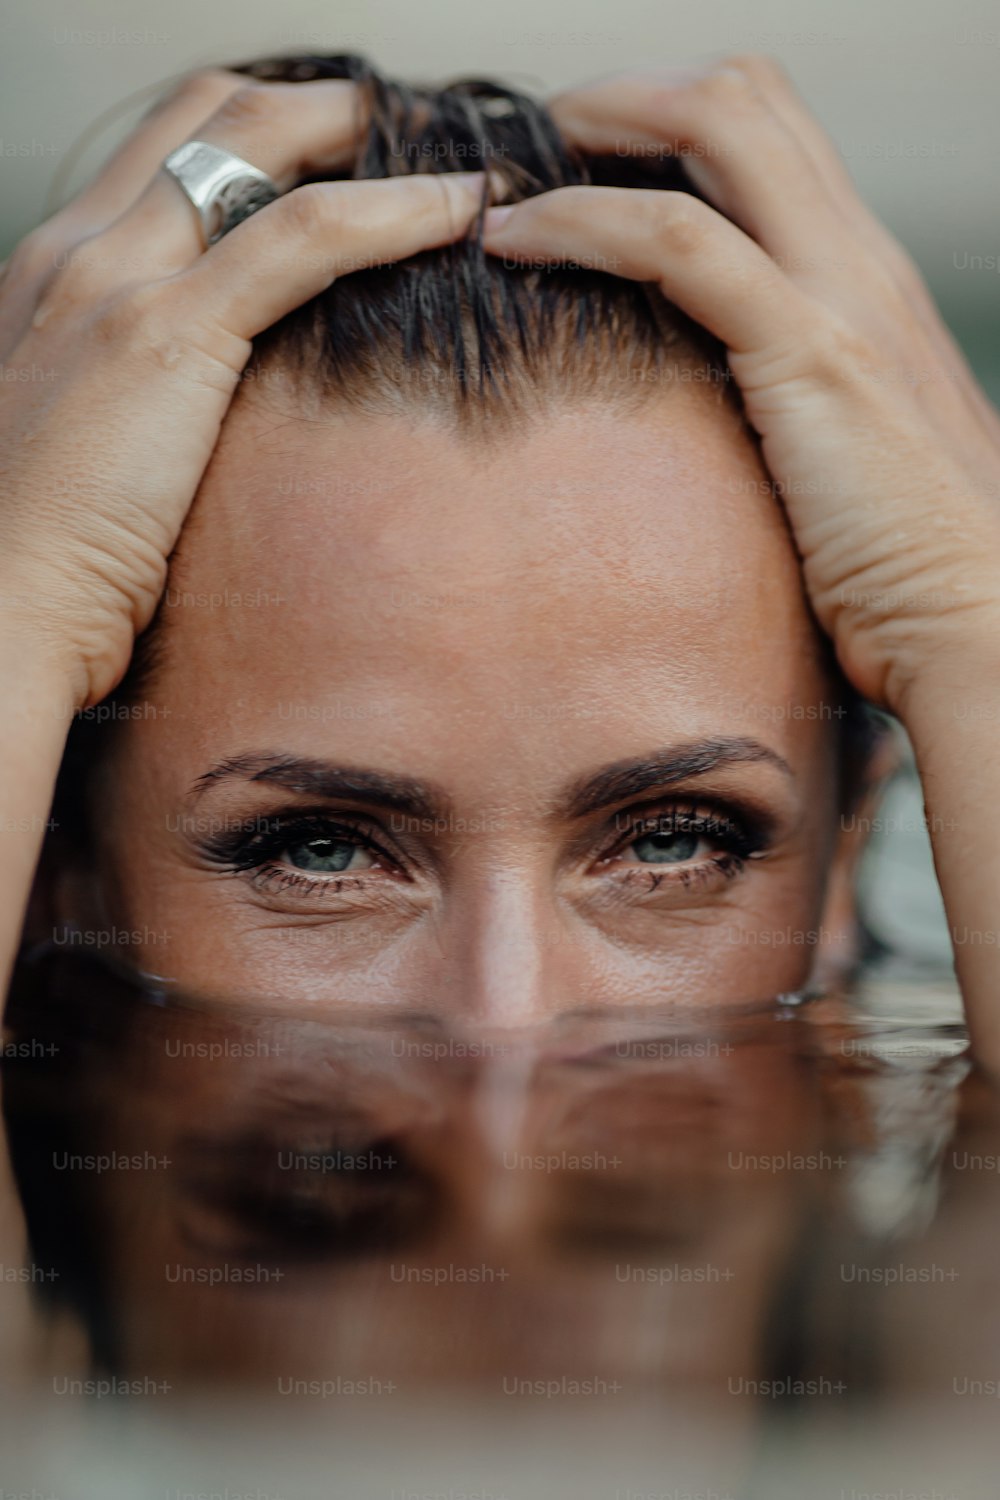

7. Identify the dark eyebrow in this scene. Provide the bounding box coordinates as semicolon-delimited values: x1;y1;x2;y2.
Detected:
558;738;794;820
189;753;448;821
189;738;790;825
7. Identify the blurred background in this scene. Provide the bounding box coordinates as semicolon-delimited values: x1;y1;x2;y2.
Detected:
3;0;996;983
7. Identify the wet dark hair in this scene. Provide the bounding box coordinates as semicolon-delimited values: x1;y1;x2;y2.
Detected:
223;51;731;431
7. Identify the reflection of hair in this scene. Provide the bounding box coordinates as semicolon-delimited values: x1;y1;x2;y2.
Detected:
225;52;730;432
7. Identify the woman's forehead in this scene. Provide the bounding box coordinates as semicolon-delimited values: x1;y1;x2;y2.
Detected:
118;394;836;800
169;391;814;660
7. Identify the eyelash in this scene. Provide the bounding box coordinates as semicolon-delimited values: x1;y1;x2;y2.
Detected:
605;804;758;858
199;800;766;902
598;803;763;889
201;812;402;898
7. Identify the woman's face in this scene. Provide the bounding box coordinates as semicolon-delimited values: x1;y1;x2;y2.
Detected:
72;376;850;1017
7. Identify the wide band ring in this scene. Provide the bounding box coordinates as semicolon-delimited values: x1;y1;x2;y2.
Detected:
161;140;281;247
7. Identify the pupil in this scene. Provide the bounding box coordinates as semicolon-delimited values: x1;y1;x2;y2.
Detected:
633;831;699;864
288;838;355;873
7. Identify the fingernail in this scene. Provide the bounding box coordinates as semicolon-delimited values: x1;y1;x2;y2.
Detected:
483;205;515;235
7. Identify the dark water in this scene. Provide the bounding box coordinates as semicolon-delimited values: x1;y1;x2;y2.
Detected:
2;946;998;1496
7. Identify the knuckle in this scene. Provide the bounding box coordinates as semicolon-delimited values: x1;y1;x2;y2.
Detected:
277;181;337;240
209;82;276;133
5;225;63;284
91;282;171;346
45;246;110;308
809;314;880;380
696;63;760;107
639;80;691;132
649;193;711;256
164;67;244;113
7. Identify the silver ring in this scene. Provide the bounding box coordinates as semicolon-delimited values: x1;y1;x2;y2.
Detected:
161;141;280;247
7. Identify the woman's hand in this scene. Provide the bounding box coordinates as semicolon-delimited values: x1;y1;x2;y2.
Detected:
482;58;1000;717
0;70;486;711
484;58;1000;1068
0;69;488;997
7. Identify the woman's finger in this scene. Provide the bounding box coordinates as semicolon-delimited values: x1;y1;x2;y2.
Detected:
65;78;370;285
723;55;1000;443
0;70;246;320
480;183;1000;713
548;67;855;273
52;69;246;238
722;55;955;311
483;186;814;359
551;62;1000;453
706;56;874;229
552;60;893;270
166;172;489;344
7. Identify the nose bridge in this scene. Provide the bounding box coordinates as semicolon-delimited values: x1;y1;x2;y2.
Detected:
451;865;567;1028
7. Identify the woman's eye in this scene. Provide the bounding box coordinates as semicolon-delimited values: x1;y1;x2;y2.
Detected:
281;836;376;874
623;830;704;865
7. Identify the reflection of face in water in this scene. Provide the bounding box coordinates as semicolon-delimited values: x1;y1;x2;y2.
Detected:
4;950;883;1402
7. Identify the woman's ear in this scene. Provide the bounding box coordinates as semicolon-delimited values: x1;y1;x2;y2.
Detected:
810;716;902;990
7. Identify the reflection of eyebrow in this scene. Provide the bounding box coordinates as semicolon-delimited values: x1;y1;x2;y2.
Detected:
559;738;793;820
191;753;448;821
